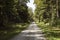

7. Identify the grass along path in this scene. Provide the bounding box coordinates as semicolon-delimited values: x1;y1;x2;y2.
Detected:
37;22;60;40
0;23;29;40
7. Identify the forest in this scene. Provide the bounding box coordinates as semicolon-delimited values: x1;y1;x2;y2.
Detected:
0;0;31;40
34;0;60;40
0;0;60;40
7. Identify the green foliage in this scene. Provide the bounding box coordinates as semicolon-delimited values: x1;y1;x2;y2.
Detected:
37;22;60;40
28;7;34;22
0;0;30;29
34;0;60;26
0;0;30;40
0;23;29;40
34;0;60;40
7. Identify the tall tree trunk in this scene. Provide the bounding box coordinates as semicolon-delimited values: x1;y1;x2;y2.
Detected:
56;0;59;18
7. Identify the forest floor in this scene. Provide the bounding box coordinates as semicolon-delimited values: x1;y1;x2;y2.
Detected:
0;23;29;40
37;22;60;40
10;22;46;40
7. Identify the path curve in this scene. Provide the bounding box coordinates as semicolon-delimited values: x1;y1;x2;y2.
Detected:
10;22;46;40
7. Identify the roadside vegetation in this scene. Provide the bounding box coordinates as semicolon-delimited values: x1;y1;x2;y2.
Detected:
0;0;31;40
36;21;60;40
0;23;29;40
34;0;60;40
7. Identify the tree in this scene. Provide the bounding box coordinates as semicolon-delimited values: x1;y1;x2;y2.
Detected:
0;0;30;29
28;7;34;22
34;0;59;26
16;0;30;23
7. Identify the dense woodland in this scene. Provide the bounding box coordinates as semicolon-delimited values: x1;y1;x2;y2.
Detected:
34;0;60;40
0;0;32;40
34;0;60;26
0;0;32;29
0;0;60;40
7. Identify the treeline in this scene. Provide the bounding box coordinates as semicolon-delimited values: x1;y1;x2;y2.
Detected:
0;0;30;29
34;0;60;26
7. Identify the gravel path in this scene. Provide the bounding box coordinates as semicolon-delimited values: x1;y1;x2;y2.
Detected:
10;22;46;40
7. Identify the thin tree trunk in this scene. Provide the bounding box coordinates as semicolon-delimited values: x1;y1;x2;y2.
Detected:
56;0;59;18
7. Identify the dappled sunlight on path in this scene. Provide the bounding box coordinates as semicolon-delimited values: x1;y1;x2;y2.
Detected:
10;22;46;40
